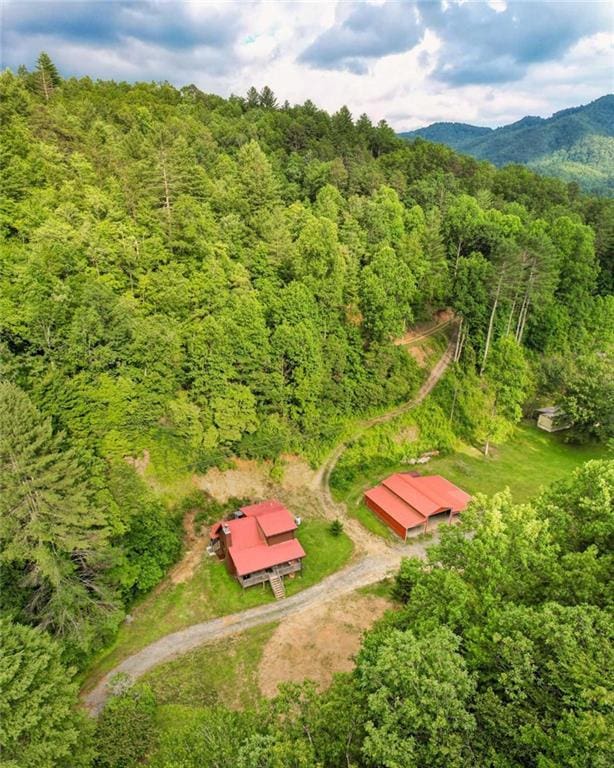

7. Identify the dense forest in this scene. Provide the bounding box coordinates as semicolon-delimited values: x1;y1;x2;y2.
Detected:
401;95;614;195
1;55;613;767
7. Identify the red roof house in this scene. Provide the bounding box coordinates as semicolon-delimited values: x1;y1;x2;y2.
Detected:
364;474;471;539
210;500;305;593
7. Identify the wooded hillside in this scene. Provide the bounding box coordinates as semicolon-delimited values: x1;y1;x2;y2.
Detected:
401;95;614;195
2;58;613;661
1;55;613;768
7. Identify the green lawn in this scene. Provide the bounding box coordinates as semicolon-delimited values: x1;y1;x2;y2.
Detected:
82;518;353;690
334;423;610;536
428;424;610;502
358;578;394;599
142;622;276;710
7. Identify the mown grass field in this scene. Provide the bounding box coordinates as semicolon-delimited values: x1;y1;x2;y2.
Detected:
426;424;610;501
142;622;277;711
334;423;610;537
82;518;353;689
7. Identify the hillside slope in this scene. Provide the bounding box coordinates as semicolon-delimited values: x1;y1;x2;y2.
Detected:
400;95;614;194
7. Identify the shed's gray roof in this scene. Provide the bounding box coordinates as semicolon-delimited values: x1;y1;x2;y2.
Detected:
537;406;561;415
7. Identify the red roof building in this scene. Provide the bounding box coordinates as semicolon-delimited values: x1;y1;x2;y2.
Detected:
210;500;305;591
364;473;471;540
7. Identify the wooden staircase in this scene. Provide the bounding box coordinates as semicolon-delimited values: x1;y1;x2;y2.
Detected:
269;571;286;600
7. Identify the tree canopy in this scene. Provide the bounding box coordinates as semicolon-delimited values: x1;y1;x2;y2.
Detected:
0;57;612;768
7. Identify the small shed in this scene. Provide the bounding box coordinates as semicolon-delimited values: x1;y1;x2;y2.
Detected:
536;406;570;433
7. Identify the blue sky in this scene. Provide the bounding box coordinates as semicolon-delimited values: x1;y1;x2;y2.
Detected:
2;1;612;129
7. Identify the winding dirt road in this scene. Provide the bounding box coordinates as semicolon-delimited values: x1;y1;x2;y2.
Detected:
83;325;457;715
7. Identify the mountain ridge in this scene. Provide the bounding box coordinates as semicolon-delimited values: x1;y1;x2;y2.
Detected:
399;95;614;195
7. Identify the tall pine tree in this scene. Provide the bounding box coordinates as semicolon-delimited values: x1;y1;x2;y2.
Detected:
0;382;116;656
0;618;94;767
35;52;61;101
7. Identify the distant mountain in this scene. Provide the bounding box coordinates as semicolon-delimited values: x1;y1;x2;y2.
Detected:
399;95;614;195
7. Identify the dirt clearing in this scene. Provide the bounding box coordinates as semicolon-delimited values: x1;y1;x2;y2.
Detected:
192;456;316;503
124;449;150;476
165;510;208;586
193;458;269;502
257;591;391;697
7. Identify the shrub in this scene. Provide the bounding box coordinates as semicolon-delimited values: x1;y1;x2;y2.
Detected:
94;682;157;768
329;519;344;536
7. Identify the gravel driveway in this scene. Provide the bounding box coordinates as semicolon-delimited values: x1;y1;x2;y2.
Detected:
83;332;455;715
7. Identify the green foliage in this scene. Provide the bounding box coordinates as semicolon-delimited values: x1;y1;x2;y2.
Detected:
94;681;157;768
0;63;610;699
402;95;614;194
0;618;93;768
539;459;614;554
481;337;531;451
328;518;344;536
562;352;614;443
107;462;182;598
2;66;607;480
0;381;119;660
357;628;476;767
150;706;257;768
118;501;181;595
379;464;614;766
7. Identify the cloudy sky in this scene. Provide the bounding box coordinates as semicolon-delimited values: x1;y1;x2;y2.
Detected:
2;0;612;129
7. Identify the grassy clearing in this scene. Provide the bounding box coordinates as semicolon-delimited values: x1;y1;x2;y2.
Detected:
428;425;610;502
82;518;353;689
142;622;276;710
358;578;394;599
334;423;610;537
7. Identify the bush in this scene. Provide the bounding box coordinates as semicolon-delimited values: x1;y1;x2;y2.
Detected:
121;501;182;595
107;462;182;599
392;557;423;603
94;681;157;768
329;519;344;536
193;493;250;530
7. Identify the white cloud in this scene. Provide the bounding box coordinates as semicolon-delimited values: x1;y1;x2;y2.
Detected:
2;0;612;129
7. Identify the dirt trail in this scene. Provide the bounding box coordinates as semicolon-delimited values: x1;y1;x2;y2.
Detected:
165;511;207;586
83;327;457;715
394;310;453;346
313;334;456;515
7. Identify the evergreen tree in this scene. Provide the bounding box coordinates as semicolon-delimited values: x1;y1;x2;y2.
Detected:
420;207;450;304
259;85;277;109
0;618;93;767
0;382;116;654
35;52;61;101
246;85;260;108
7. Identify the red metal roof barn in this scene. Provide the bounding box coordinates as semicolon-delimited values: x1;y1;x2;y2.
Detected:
364;473;471;539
